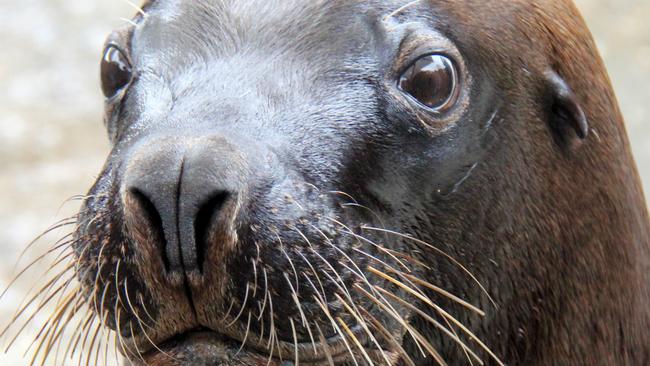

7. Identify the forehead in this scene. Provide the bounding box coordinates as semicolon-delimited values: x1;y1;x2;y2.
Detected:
133;0;393;61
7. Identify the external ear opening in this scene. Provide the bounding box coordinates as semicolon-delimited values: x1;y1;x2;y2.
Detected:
544;70;589;146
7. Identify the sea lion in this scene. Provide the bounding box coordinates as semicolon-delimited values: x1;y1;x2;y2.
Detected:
14;0;650;365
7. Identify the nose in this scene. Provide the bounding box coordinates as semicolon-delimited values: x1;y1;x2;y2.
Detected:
122;136;247;275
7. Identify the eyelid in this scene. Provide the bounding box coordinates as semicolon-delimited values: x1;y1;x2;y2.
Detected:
102;26;135;62
389;26;459;78
396;45;455;79
103;43;132;66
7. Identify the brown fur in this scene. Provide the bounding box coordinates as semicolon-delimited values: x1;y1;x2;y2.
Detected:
413;1;650;364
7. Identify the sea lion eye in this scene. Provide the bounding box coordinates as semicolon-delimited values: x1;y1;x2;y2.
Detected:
100;45;132;98
398;54;458;112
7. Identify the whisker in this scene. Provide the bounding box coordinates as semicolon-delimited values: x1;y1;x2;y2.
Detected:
312;295;359;366
257;307;266;349
265;290;274;352
113;293;132;363
314;323;336;366
337;200;388;237
27;290;78;365
98;282;112;333
430;303;504;366
11;217;77;274
88;310;110;366
353;284;426;358
376;244;431;270
368;268;503;366
120;17;139;27
114;307;141;364
226;282;250;328
127;322;147;366
265;292;279;365
113;260;124;309
332;259;434;362
348;246;437;305
124;280;176;361
330;221;412;273
289;318;300;365
136;293;159;327
235;311;252;356
53;297;86;365
337;317;374;366
61;306;92;362
3;273;75;350
283;273;316;353
256;268;269;322
375;287;483;365
292;227;353;301
308;250;354;302
220;298;236;323
121;0;148;17
390;268;485;316
103;317;114;366
1;240;73;301
5;264;71;332
36;288;82;361
251;257;258;298
296;252;328;303
280;244;300;297
368;266;448;317
356;284;447;365
68;312;95;365
358;308;417;366
90;260;108;320
295;225;394;364
328;191;358;205
123;281;151;330
334;293;392;366
361;226;497;308
93;236;112;288
307;224;366;280
383;0;423;21
78;316;100;366
111;332;122;366
410;327;448;366
84;320;103;366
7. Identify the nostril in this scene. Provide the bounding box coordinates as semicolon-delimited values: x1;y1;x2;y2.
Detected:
129;189;170;271
194;191;230;272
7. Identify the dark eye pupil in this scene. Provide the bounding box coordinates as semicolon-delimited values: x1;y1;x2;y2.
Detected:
398;55;457;110
101;46;132;98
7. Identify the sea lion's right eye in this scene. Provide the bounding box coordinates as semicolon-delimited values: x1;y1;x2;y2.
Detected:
100;45;132;98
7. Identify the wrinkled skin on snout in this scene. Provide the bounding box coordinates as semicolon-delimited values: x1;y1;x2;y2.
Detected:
70;0;650;365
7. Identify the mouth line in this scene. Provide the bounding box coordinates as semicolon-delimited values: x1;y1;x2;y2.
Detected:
137;324;375;365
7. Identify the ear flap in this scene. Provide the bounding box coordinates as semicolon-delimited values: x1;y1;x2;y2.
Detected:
544;70;589;145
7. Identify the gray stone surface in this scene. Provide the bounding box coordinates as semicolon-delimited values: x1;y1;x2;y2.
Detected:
0;1;647;364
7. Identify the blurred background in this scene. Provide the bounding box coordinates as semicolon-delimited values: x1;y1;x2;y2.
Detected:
0;0;648;364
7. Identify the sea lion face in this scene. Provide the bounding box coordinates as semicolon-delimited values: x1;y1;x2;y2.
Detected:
73;0;598;365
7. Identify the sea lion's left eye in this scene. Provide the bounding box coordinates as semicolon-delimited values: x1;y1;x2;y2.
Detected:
398;54;459;112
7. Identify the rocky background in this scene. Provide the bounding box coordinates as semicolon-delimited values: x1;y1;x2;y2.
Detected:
0;0;648;364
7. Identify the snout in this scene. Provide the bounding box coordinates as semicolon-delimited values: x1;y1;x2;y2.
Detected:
121;135;249;281
73;130;383;365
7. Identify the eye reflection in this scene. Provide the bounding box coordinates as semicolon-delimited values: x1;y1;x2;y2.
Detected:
398;54;458;112
100;45;132;98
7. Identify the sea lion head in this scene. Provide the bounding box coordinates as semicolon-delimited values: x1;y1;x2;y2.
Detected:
40;0;650;365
